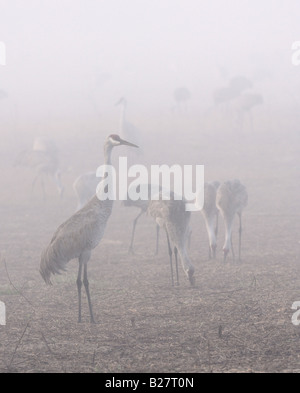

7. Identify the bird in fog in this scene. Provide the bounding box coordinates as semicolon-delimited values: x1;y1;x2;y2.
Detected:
148;191;195;286
213;76;253;106
173;87;191;112
235;93;264;132
40;134;138;323
73;171;100;211
216;180;248;262
123;183;160;255
200;181;220;259
15;137;64;199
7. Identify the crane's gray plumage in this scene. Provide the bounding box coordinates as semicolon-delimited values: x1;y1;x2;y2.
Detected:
73;171;101;211
216;179;248;262
40;134;138;323
148;191;195;286
201;181;220;259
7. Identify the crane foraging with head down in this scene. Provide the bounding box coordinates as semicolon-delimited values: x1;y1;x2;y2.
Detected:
40;134;138;323
200;181;220;259
148;191;195;287
216;179;248;262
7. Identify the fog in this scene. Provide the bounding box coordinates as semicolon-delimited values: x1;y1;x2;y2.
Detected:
0;0;299;123
1;1;300;373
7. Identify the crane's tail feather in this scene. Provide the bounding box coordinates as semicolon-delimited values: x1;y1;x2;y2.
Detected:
40;246;67;285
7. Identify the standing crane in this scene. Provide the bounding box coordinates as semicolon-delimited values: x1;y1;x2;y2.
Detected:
216;180;248;262
40;134;138;323
235;93;264;132
15;137;64;199
200;181;220;259
213;76;253;106
148;191;195;286
123;183;160;255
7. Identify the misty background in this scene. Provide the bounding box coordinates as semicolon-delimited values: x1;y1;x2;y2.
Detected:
0;0;299;192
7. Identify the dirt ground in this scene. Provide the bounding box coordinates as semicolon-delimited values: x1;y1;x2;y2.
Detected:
0;108;300;373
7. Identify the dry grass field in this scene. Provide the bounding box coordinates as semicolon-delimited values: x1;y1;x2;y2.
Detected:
0;107;299;373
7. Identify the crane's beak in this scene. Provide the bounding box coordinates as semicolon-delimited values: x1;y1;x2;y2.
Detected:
120;138;139;148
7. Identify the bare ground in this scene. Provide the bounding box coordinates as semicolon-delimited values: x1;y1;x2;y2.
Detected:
0;112;300;373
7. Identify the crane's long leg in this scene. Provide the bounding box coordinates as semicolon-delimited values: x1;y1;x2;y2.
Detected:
155;224;160;255
231;237;235;261
174;247;179;286
82;254;95;324
187;229;192;250
166;231;174;286
128;210;144;254
238;213;242;262
76;260;83;323
215;211;219;238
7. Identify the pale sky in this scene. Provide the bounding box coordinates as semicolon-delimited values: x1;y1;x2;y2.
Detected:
0;0;299;120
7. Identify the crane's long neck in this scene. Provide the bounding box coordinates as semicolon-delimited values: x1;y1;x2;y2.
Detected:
104;142;113;166
94;141;115;209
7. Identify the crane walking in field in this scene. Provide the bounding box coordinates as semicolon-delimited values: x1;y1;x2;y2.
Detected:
15;137;64;199
216;180;248;262
40;134;138;323
123;183;160;255
200;181;220;259
148;191;195;286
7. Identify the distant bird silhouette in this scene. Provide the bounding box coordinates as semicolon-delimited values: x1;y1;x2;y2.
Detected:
200;181;220;259
40;134;138;323
15;137;64;199
148;191;195;286
213;76;253;106
173;87;191;112
235;93;263;132
216;180;248;262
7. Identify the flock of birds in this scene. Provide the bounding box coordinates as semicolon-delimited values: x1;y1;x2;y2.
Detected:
15;94;249;324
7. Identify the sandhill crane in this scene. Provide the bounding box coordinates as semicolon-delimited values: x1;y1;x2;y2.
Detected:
40;134;138;323
173;87;191;112
235;93;263;132
200;181;220;259
213;76;253;106
73;171;100;211
148;191;195;286
15;137;64;199
123;183;160;255
216;180;248;262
